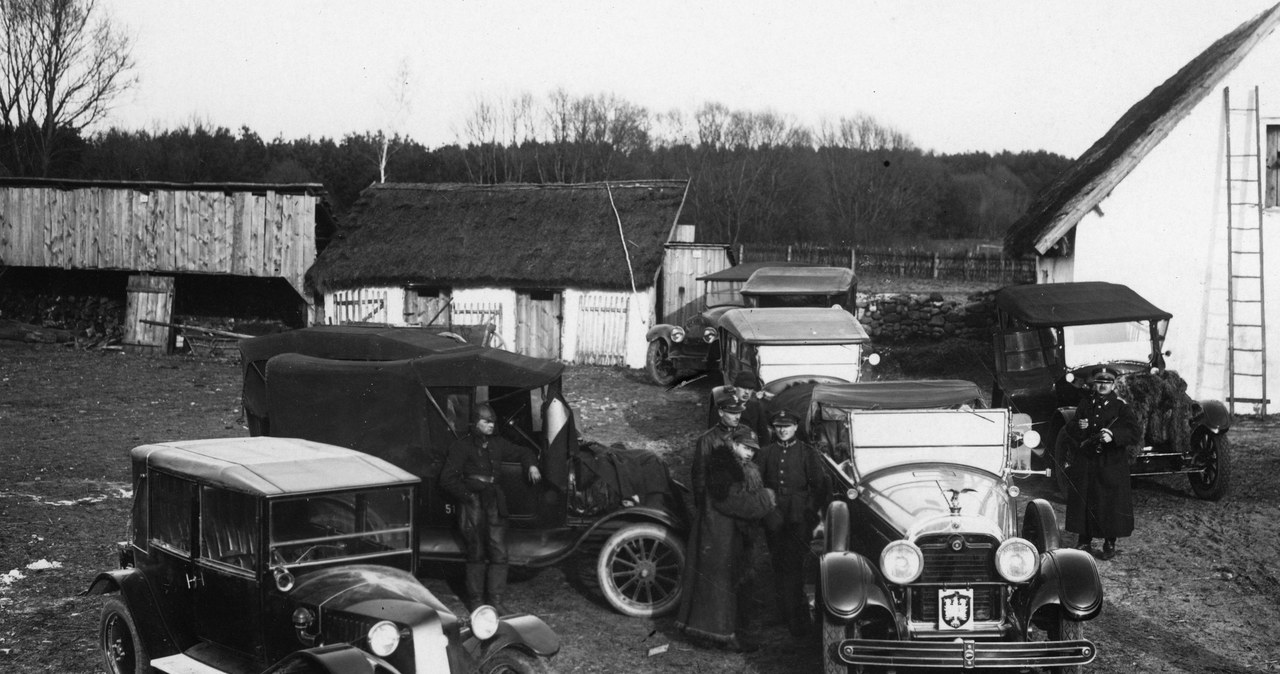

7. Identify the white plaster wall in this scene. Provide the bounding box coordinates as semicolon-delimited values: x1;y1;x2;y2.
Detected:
1064;35;1280;407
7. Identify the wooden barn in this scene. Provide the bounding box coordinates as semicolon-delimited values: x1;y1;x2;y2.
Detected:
306;180;724;367
0;177;331;352
1005;3;1280;412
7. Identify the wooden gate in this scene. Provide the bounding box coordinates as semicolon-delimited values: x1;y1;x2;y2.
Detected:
123;274;174;355
515;290;562;359
576;293;630;365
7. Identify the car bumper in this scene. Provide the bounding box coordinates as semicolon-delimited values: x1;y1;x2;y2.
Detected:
836;638;1096;669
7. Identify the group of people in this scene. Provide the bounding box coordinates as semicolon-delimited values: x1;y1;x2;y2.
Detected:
677;372;830;652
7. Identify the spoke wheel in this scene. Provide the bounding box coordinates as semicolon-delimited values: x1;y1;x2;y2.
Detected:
646;340;679;386
596;523;685;617
1188;431;1231;501
100;597;147;674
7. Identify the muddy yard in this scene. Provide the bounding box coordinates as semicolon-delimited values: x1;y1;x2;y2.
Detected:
1;341;1278;673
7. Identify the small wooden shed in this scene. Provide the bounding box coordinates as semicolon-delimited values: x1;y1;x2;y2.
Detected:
0;177;331;353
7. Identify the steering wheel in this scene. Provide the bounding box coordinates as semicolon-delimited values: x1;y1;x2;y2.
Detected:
293;543;345;564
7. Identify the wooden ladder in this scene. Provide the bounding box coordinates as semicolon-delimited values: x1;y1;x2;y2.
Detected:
1223;85;1269;415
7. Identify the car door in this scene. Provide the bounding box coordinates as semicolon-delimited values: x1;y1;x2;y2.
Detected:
194;486;263;658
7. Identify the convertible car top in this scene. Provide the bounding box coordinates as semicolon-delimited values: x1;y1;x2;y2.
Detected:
739;266;855;296
771;379;985;437
995;282;1172;327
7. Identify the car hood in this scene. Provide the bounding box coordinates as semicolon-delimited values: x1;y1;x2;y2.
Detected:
289;564;453;616
858;464;1015;538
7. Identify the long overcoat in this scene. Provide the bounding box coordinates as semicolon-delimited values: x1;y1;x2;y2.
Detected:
1064;390;1141;538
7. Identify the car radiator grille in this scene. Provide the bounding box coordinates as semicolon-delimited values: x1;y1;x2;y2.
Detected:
322;613;370;645
909;534;1002;623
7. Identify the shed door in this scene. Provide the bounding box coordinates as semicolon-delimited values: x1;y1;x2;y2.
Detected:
515;290;562;359
124;274;174;354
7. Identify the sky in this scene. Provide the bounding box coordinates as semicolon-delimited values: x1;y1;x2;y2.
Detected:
98;0;1280;158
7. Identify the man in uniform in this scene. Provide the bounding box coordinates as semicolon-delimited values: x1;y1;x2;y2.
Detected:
731;371;773;443
692;388;745;512
440;403;541;613
755;409;830;636
1063;368;1140;560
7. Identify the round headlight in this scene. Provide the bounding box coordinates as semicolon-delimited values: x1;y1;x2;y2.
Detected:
366;620;401;657
879;540;924;584
670;328;685;343
1022;430;1041;449
702;327;717;343
996;537;1039;583
470;605;499;641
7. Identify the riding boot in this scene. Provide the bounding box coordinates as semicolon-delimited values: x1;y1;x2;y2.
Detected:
486;563;511;615
464;562;487;610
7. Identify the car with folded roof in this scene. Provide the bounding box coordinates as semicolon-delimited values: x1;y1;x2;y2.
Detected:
87;437;559;674
240;326;690;619
644;263;862;386
776;380;1101;673
992;281;1232;499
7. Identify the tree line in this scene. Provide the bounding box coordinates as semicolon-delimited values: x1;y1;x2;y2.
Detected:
1;3;1069;246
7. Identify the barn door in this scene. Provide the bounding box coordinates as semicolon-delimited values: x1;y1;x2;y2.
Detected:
515;290;562;359
124;274;174;355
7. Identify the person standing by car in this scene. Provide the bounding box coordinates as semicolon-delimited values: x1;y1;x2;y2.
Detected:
755;409;830;637
677;426;778;652
441;403;542;613
1063;368;1140;560
732;371;773;442
692;389;746;511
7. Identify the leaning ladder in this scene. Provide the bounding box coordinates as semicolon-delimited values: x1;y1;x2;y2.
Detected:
1223;85;1269;415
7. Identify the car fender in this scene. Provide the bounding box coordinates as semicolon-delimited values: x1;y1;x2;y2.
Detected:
1020;548;1103;622
85;568;182;660
645;325;679;344
1195;399;1232;433
824;500;851;553
264;644;380;674
819;551;893;622
477;614;562;660
528;506;686;568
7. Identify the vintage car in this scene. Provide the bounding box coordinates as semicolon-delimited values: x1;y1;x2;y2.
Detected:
992;281;1232;500
787;380;1101;673
87;437;559;674
239;326;689;618
644;262;860;386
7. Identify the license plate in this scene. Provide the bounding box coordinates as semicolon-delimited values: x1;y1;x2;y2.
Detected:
938;588;974;630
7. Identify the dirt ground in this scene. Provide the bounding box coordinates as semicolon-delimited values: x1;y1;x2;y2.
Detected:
1;340;1278;673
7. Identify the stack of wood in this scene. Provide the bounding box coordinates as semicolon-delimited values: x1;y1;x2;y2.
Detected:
0;291;124;346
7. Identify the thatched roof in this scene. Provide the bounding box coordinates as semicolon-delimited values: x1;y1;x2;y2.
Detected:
307;180;689;293
1005;2;1280;257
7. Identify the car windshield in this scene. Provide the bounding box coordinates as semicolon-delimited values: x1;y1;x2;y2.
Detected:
704;280;744;308
1062;321;1152;369
757;343;862;384
842;409;1008;480
270;488;413;568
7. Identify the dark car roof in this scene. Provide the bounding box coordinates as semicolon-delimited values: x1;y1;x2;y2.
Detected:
697;261;818;282
718;307;871;344
772;379;985;418
133;437;419;495
239;325;476;365
740;267;855;295
995;282;1172;327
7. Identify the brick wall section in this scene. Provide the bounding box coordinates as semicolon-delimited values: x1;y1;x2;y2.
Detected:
856;291;998;342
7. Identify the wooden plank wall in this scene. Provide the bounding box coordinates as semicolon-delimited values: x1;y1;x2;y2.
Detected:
0;186;317;300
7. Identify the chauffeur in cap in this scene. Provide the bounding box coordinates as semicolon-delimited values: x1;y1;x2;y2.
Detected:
691;388;746;512
754;408;831;636
440;403;542;613
1063;368;1140;560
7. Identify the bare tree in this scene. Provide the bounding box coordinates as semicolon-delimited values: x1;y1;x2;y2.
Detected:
0;0;135;175
374;58;412;183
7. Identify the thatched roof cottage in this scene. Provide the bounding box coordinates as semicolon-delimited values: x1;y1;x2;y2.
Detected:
1003;2;1280;411
308;180;726;367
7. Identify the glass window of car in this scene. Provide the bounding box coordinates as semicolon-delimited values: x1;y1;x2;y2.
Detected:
1000;331;1047;372
703;280;744;308
149;471;196;555
200;487;259;571
270;489;414;567
1062;321;1152;369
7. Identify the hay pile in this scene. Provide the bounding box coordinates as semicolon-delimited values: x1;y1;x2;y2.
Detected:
1117;369;1192;456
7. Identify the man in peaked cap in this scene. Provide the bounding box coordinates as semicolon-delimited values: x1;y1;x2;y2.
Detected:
691;387;746;512
1062;367;1140;561
440;403;542;614
754;408;830;637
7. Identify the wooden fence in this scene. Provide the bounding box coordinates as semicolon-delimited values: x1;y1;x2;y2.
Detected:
739;243;1034;284
575;293;630;366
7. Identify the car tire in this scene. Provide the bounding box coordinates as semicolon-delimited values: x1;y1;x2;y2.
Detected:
1188;431;1231;501
100;597;148;674
1047;613;1086;674
1053;432;1074;497
822;613;865;674
595;523;685;618
478;648;550;674
646;340;678;387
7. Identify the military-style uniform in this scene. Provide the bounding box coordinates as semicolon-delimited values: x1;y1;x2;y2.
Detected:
1063;373;1140;553
440;429;535;608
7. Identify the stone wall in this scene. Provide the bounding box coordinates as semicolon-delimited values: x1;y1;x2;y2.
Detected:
855;291;997;342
